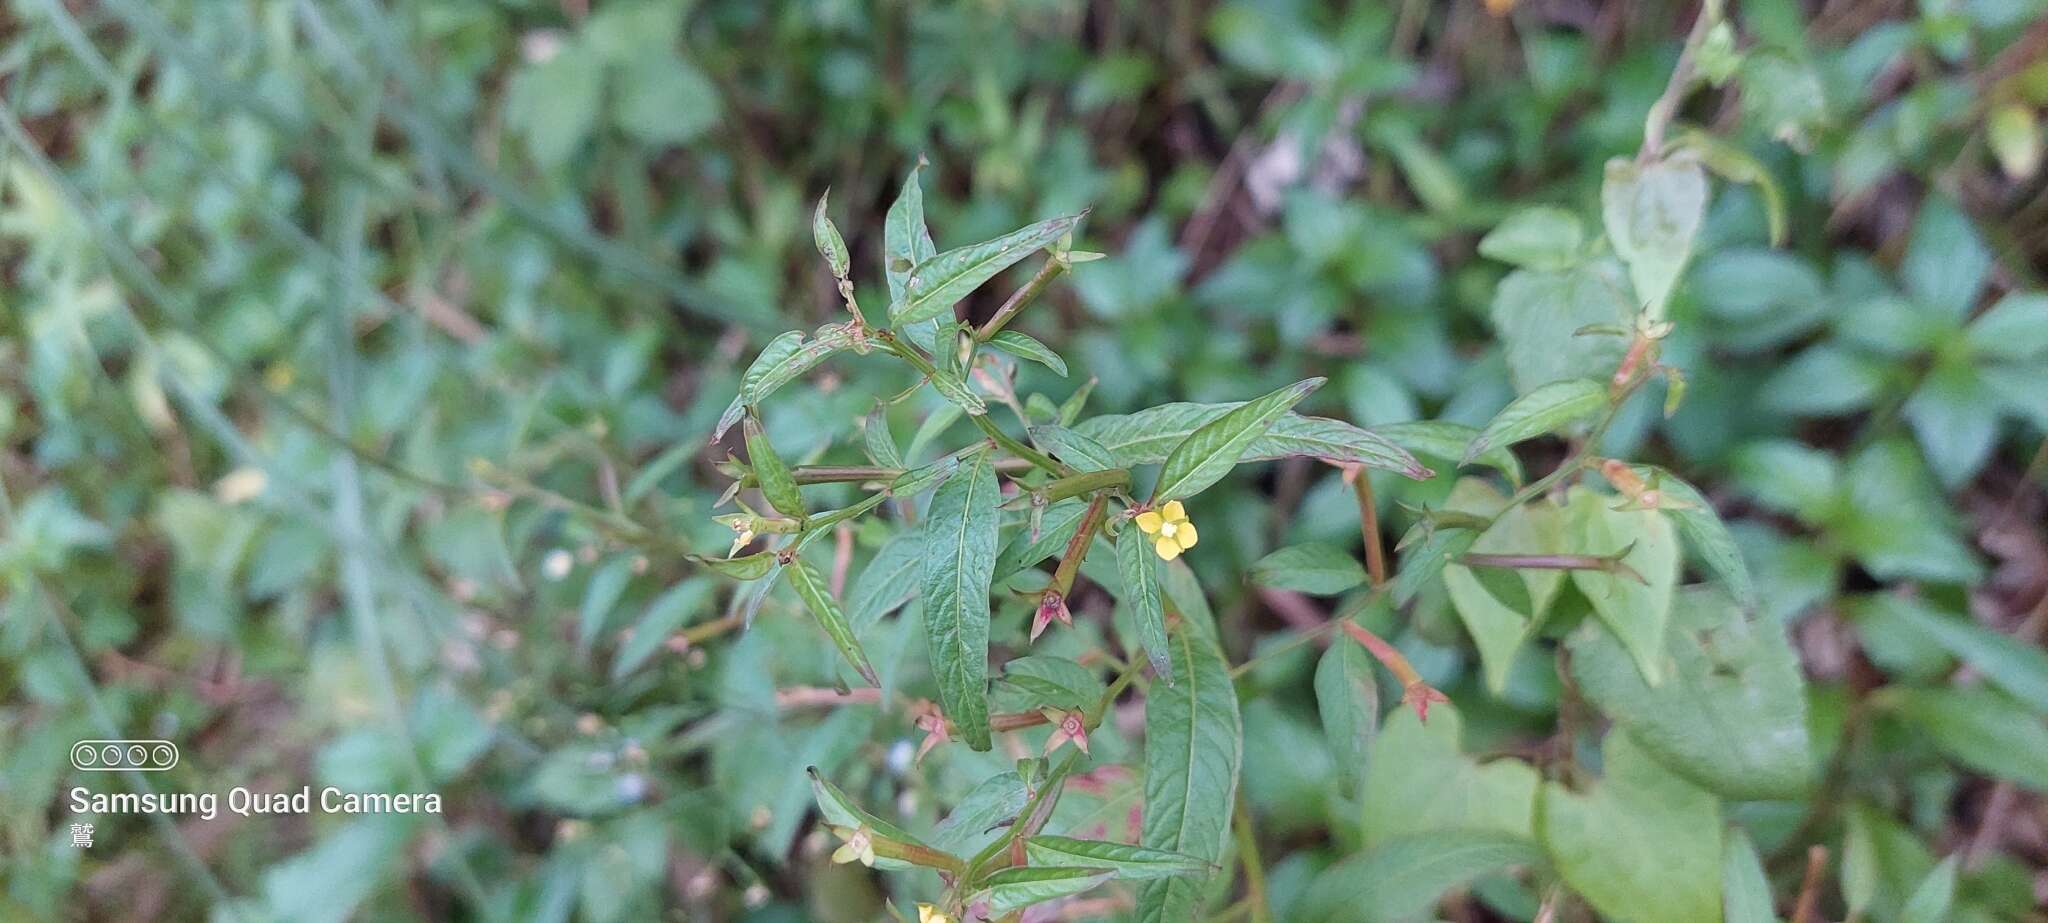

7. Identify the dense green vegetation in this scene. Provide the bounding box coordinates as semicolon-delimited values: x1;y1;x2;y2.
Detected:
4;1;2047;921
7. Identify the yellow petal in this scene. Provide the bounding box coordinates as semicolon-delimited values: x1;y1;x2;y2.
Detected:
1135;511;1163;533
1155;537;1183;561
1177;523;1198;548
859;842;875;866
832;843;858;864
1161;500;1186;523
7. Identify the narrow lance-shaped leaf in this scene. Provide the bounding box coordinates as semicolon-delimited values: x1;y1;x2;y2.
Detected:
687;549;778;581
1137;619;1243;923
891;212;1087;326
920;451;1000;750
884;158;943;351
1627;464;1756;612
1074;405;1426;478
925;362;989;417
1463;378;1608;464
1251;543;1367;595
1030;425;1117;472
987;329;1068;377
812;190;849;279
1024;836;1210;880
1314;634;1378;795
807;767;942;872
715;324;859;439
784;557;878;686
862;408;903;468
743;412;805;521
1723;830;1776;923
977;867;1115;914
1152;378;1324;503
1118;522;1172;682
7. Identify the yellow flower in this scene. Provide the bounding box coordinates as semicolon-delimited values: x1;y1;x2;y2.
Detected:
829;824;876;867
1134;500;1199;561
916;904;951;923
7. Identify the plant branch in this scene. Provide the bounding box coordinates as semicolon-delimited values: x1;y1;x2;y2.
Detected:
975;258;1066;341
1640;0;1725;158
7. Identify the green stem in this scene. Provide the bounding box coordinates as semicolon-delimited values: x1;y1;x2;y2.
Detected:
1043;468;1131;503
972;413;1077;477
974;258;1066;341
1232;797;1274;923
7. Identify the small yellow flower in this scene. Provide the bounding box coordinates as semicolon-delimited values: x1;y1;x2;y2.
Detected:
916;904;951;923
1134;500;1199;561
829;824;876;867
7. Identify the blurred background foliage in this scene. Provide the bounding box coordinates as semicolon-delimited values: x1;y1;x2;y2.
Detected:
2;0;2047;920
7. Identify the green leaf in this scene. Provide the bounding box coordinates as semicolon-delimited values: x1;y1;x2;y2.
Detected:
925;362;989;417
1892;687;2048;791
891;213;1086;326
1965;292;2048;360
687;550;778;581
811;191;849;280
506;46;602;169
1314;634;1378;795
1075;405;1427;478
1119;521;1172;682
1904;360;1999;487
1362;703;1538;846
1628;464;1758;612
1602;154;1707;318
1566;487;1679;685
1900;856;1958;923
1989;102;2043;179
1444;495;1565;693
1463;379;1607;464
1029;426;1116;472
612;577;714;679
1723;829;1776;923
1902;196;1990;318
839;536;921;634
1377;420;1522;484
1137;619;1243;923
891;453;964;498
1250;543;1367;595
610;50;719;146
1295;831;1545;923
578;556;635;646
1540;730;1722;923
784;557;878;686
862;409;903;469
978;867;1115;914
992;499;1090;582
987;330;1068;377
716;324;859;439
807;767;934;872
1869;595;2048;712
997;656;1106;711
1257;415;1431;479
743;413;804;520
930;772;1029;857
1152;378;1324;502
1490;261;1633;395
1478;206;1585;271
1569;586;1812;799
919;451;1000;750
884;159;942;351
1674;129;1789;245
1024;836;1210;880
1390;526;1477;607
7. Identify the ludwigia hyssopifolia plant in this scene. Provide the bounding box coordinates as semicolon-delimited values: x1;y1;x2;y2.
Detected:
697;6;1809;920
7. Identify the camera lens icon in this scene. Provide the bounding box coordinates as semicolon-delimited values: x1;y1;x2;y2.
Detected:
72;740;179;771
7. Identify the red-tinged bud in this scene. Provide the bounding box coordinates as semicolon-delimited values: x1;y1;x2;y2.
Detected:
1030;590;1072;642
